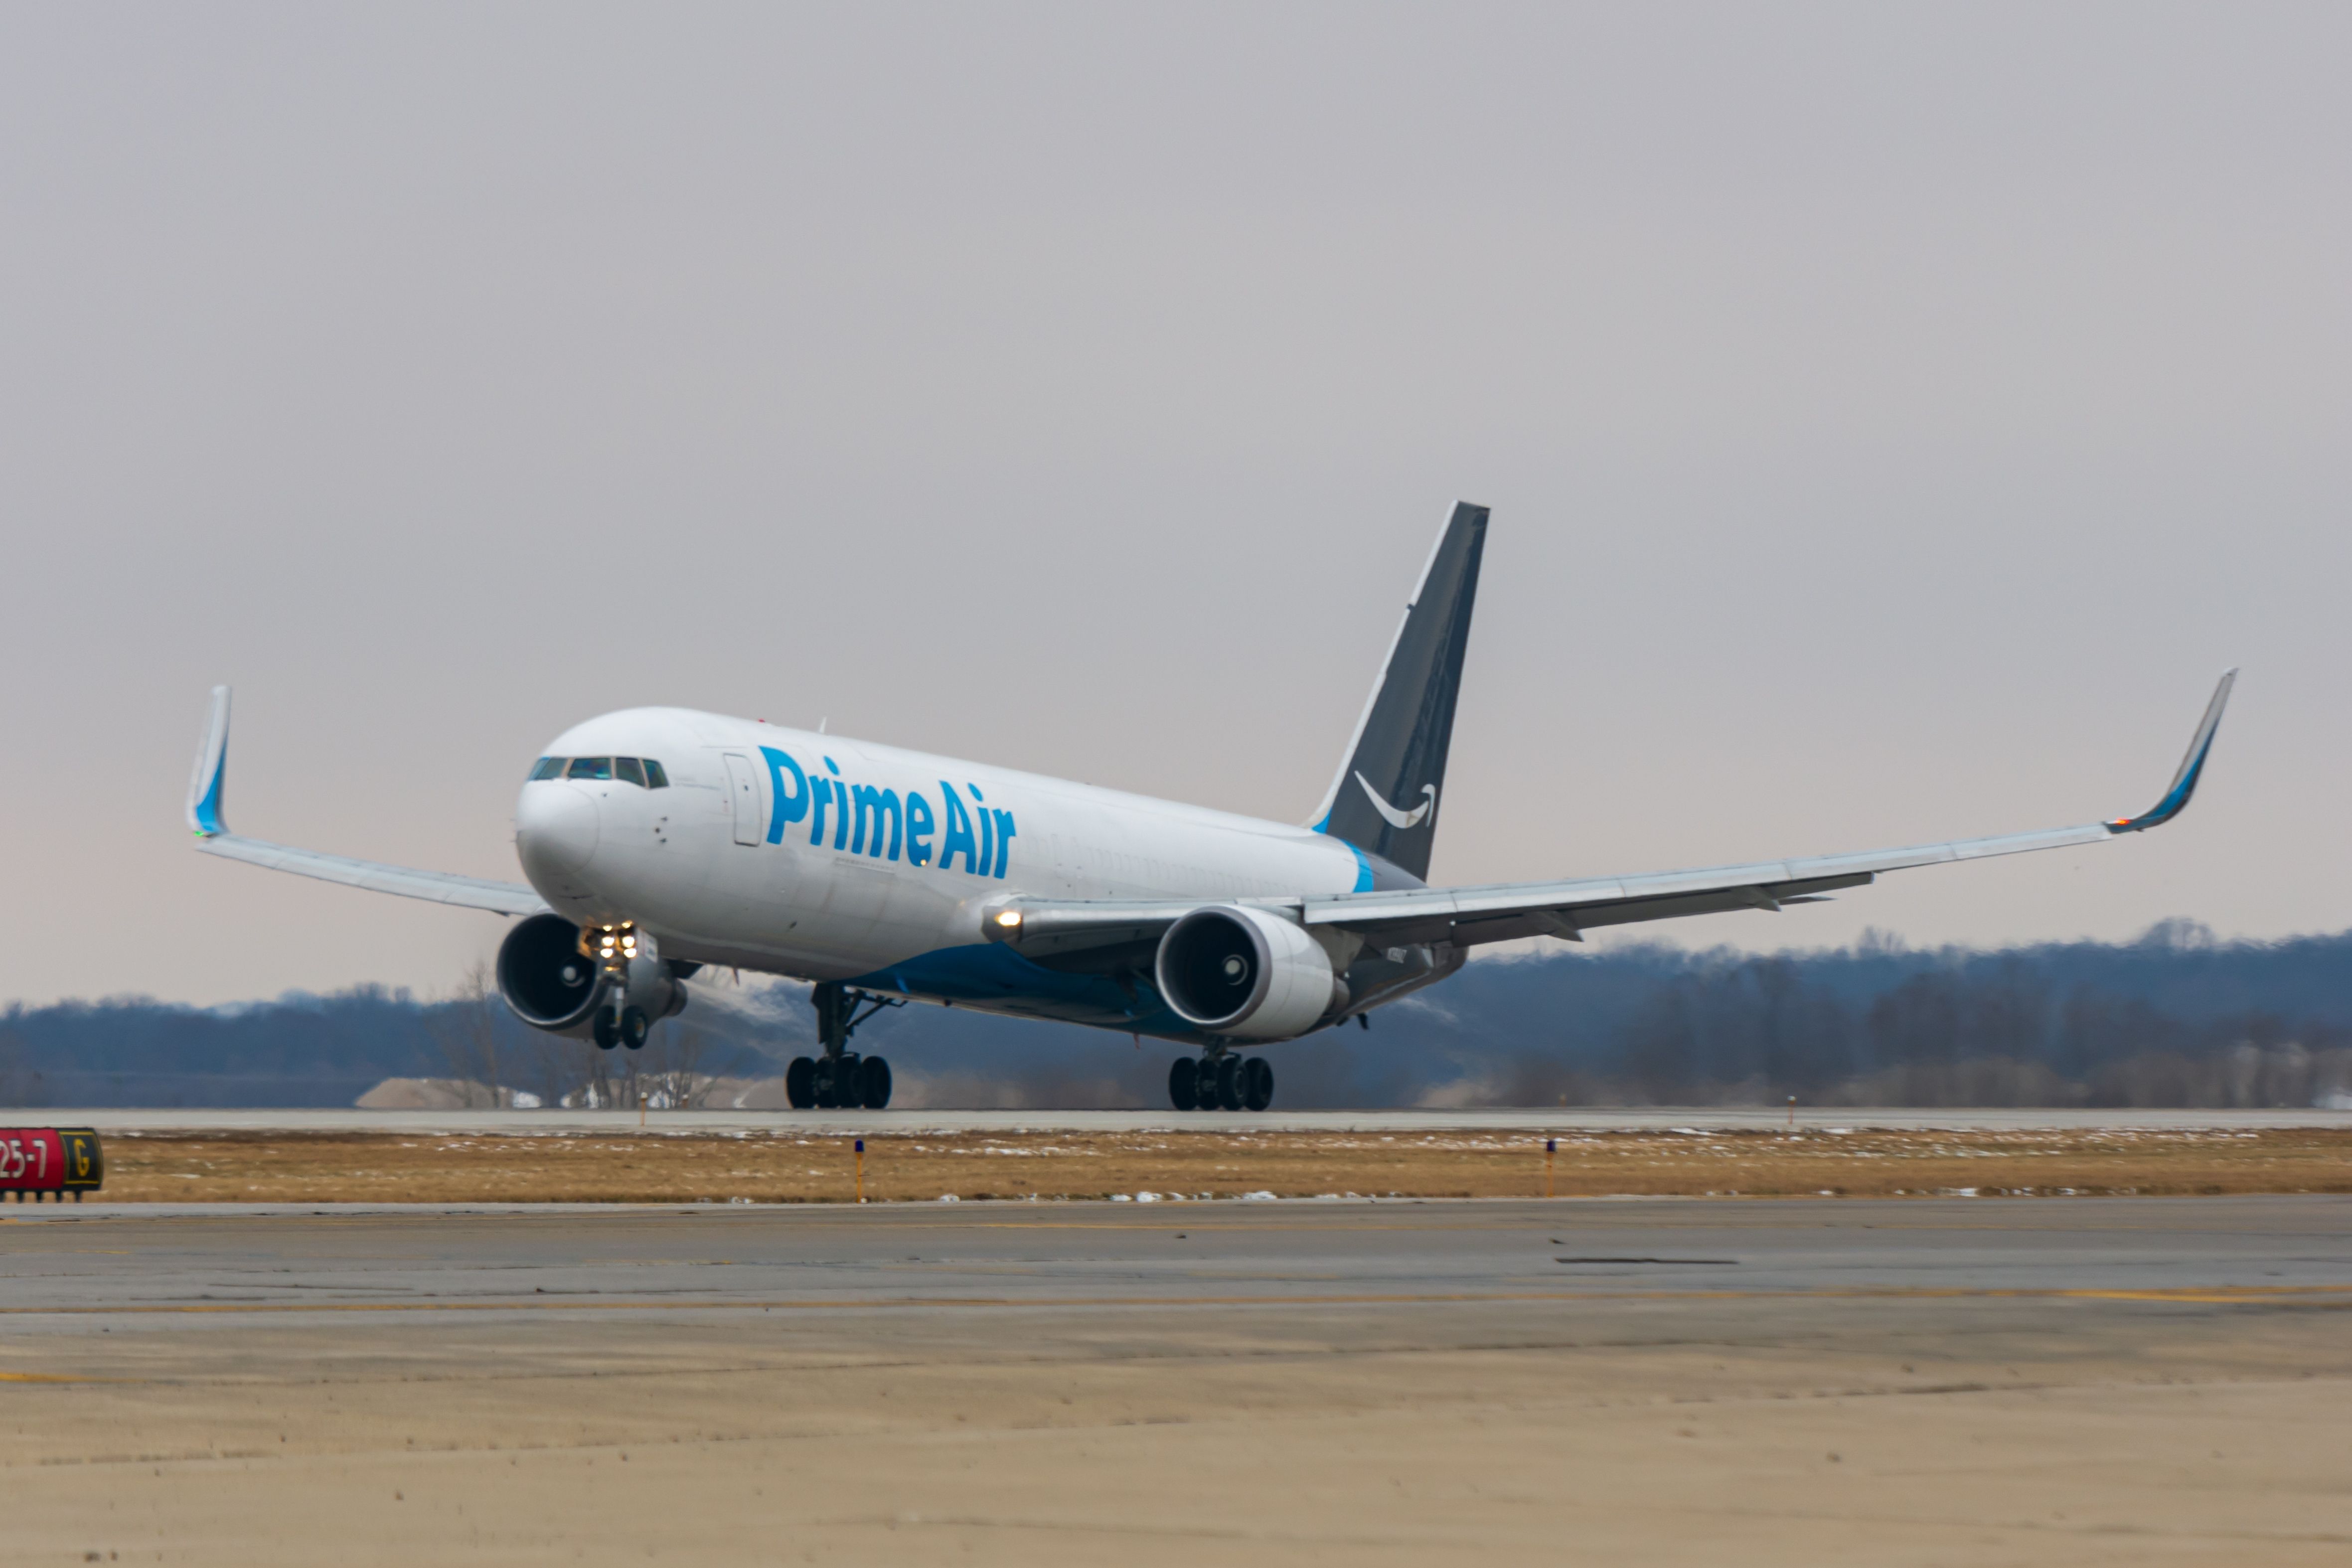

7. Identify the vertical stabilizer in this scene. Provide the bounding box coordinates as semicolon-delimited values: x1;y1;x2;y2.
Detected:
1307;502;1488;881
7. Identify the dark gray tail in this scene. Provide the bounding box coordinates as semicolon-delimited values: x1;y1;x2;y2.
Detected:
1308;502;1488;882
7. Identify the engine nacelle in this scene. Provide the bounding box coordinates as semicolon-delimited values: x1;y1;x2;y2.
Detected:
495;913;687;1037
1154;904;1340;1040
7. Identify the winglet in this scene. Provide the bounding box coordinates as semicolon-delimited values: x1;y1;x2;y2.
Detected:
2108;670;2235;834
186;685;231;837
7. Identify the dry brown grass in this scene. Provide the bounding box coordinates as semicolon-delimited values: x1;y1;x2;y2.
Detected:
65;1124;2352;1205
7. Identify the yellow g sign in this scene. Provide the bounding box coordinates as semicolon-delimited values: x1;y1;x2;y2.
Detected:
58;1130;103;1190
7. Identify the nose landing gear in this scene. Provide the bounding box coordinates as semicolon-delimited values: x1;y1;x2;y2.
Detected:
591;1006;652;1051
1167;1052;1274;1112
582;923;652;1052
784;981;901;1110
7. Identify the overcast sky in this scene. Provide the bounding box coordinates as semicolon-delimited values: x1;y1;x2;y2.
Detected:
2;3;2346;1007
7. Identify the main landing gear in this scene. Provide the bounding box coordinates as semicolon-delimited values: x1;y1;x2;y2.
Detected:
784;981;899;1110
1168;1053;1274;1112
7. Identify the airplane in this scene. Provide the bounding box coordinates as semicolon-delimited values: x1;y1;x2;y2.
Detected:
186;503;2235;1112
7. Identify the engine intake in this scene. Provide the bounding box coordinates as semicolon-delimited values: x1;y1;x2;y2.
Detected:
1154;904;1338;1040
496;913;687;1037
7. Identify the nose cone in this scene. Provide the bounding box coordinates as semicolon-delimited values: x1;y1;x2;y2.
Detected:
515;783;601;880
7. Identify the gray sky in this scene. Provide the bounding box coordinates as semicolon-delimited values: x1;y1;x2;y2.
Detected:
3;3;2346;1006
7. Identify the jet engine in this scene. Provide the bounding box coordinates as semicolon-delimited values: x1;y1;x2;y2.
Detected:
1154;904;1343;1040
495;913;687;1039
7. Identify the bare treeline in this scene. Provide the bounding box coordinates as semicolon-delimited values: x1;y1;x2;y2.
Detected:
1367;922;2352;1109
6;920;2351;1109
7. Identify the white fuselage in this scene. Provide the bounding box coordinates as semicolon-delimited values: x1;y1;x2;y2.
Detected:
515;708;1376;1004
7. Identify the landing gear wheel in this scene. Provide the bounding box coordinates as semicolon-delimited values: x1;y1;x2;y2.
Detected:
1192;1058;1219;1110
1214;1055;1245;1112
1167;1057;1199;1112
785;1057;815;1109
859;1055;893;1110
815;1053;860;1110
593;1012;620;1051
1243;1056;1274;1112
620;1007;650;1050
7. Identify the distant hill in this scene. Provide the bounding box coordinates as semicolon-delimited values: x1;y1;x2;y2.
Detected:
5;922;2349;1109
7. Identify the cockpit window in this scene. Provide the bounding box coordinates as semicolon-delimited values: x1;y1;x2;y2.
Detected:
529;757;566;782
566;757;613;781
643;759;669;789
613;757;647;788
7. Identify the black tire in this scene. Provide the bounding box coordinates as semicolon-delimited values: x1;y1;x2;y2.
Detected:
825;1053;861;1110
1244;1055;1274;1112
593;1012;620;1051
811;1056;837;1110
1167;1057;1199;1112
1215;1055;1245;1112
620;1007;650;1050
1193;1058;1219;1110
785;1057;815;1109
859;1055;893;1110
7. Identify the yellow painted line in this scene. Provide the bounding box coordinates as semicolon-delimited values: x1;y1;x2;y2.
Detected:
0;1283;2346;1316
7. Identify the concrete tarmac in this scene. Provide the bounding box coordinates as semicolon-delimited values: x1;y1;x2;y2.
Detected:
4;1196;2351;1564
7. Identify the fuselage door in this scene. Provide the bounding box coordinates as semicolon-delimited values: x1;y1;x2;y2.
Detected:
723;753;762;847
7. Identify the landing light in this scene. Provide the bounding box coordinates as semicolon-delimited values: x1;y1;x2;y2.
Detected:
995;910;1023;929
583;922;639;965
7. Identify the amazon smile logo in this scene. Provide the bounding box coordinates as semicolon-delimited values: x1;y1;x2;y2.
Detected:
1355;773;1436;829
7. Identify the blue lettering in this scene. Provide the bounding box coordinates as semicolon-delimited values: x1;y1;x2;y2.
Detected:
851;784;902;860
758;748;808;844
990;808;1017;878
823;758;847;850
937;783;980;874
905;791;935;866
807;776;831;846
974;787;993;875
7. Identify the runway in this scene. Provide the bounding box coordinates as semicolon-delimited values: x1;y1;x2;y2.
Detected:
45;1104;2352;1134
7;1194;2352;1311
5;1196;2352;1564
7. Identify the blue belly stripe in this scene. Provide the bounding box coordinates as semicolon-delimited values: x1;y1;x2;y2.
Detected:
845;942;1205;1042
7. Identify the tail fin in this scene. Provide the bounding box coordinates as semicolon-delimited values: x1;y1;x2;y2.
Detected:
1307;502;1488;881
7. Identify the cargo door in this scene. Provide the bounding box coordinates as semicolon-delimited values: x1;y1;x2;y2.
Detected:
723;753;763;846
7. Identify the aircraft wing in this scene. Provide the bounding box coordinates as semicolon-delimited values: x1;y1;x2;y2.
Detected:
185;686;548;918
987;671;2235;954
1300;827;2091;947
